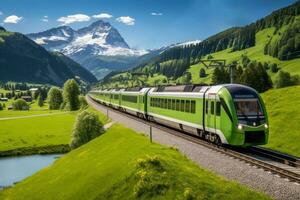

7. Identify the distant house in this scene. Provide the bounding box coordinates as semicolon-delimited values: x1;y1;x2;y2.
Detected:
29;88;38;93
21;96;32;102
0;98;8;102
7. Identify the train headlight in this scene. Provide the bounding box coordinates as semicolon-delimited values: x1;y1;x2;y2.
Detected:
238;124;243;130
264;124;268;129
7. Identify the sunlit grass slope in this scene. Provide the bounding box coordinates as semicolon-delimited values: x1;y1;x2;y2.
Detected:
189;26;300;84
262;86;300;157
0;124;270;200
0;106;109;152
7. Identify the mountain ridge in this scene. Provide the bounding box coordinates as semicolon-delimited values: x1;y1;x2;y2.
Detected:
0;28;97;85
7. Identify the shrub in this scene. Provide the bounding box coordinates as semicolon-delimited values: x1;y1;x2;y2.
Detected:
134;155;169;198
271;63;279;73
48;87;63;110
184;188;195;200
37;94;44;107
70;110;104;149
12;99;28;110
79;96;88;109
275;70;300;88
0;103;3;110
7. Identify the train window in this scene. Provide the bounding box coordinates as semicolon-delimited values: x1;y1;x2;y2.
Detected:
181;100;185;112
205;100;209;114
176;100;180;111
160;98;163;108
168;99;171;109
191;100;196;113
186;100;190;113
172;99;176;110
211;101;215;115
150;98;153;106
164;99;168;109
216;101;221;116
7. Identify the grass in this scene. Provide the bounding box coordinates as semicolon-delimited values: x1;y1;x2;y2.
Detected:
0;100;109;155
0;124;270;200
261;85;300;157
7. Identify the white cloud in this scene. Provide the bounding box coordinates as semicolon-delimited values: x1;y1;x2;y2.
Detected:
116;16;135;25
3;15;23;24
151;12;163;16
93;13;113;19
42;16;49;22
57;14;90;25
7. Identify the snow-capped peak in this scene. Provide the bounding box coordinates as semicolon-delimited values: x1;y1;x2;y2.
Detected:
27;20;147;57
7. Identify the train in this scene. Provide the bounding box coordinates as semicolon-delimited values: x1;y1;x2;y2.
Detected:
89;84;269;147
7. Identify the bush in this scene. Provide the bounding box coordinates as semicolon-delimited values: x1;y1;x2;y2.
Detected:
48;87;63;110
79;96;88;109
134;156;169;198
0;103;3;110
12;99;28;110
271;63;279;73
70;110;104;149
37;94;44;107
275;70;300;88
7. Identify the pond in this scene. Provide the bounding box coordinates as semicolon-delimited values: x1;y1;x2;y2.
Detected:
0;154;63;188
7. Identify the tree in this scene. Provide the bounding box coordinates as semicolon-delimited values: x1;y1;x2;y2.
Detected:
12;99;28;110
271;63;279;73
70;110;104;149
0;103;3;111
199;68;206;78
37;94;44;107
62;79;80;111
274;70;299;88
48;87;63;110
241;62;273;92
212;67;230;84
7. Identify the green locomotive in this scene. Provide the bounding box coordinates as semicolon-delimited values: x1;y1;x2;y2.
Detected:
89;84;268;146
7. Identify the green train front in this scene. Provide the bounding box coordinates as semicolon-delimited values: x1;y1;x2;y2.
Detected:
206;84;269;146
147;84;268;147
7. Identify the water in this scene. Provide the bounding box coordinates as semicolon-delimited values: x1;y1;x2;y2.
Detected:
0;154;63;187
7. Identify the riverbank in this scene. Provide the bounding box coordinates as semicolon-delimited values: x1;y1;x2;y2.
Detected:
0;144;70;157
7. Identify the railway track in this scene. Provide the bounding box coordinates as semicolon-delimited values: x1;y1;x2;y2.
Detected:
88;96;300;184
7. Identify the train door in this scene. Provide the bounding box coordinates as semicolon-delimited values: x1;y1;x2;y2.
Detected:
208;94;216;134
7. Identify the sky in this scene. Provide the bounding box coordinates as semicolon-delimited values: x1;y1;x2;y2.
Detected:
0;0;296;49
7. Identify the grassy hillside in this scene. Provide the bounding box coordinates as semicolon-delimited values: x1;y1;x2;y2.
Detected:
261;85;300;157
0;124;270;200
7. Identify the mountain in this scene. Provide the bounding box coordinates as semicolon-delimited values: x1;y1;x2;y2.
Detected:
0;27;97;85
27;20;148;79
99;1;300;89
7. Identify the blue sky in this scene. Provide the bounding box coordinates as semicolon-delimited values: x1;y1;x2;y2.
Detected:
0;0;296;49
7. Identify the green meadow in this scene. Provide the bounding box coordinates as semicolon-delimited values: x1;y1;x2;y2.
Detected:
262;85;300;157
0;98;109;155
0;124;270;200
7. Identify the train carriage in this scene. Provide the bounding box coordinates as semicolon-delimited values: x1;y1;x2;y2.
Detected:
88;84;268;147
120;87;150;118
110;89;123;109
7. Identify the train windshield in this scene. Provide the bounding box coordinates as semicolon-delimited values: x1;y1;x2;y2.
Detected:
234;99;263;117
234;98;265;126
